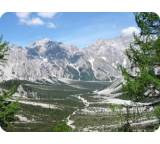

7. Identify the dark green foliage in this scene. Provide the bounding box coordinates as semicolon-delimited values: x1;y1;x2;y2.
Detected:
0;86;19;130
52;121;72;132
118;122;132;132
0;82;19;130
120;12;160;131
121;13;160;102
0;36;8;60
0;36;19;130
135;12;160;36
154;105;160;124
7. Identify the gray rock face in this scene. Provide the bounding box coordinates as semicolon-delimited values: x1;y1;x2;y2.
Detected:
0;35;132;81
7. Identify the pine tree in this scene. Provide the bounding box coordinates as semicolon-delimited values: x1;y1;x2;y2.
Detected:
120;12;160;131
121;12;160;102
0;36;18;130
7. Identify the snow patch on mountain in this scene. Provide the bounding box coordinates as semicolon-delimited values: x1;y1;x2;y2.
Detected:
101;57;107;61
88;57;95;72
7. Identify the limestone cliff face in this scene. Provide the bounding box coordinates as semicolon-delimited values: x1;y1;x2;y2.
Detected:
0;35;132;81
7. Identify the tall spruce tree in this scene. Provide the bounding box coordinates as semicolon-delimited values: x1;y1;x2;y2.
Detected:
120;13;160;131
0;36;18;130
121;12;160;102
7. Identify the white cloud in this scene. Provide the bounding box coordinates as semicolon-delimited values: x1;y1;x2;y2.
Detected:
20;17;44;26
16;12;31;19
15;12;57;28
46;22;56;29
37;12;58;18
121;26;140;36
16;12;44;26
29;18;44;26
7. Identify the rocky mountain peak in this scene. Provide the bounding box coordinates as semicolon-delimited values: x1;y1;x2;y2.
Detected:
0;35;132;82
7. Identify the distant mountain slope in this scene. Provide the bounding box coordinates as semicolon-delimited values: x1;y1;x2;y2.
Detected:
0;34;132;81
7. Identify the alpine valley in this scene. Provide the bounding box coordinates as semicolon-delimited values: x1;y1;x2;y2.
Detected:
0;33;158;132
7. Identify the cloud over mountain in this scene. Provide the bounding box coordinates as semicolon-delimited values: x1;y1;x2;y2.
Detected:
121;26;140;36
15;12;57;29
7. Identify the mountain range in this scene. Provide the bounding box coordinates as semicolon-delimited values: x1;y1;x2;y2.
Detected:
0;34;132;82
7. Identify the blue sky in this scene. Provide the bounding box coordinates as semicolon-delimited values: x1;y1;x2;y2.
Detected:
0;12;138;48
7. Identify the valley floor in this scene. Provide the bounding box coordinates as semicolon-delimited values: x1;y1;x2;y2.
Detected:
3;79;159;132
